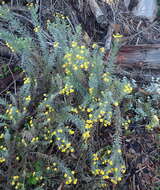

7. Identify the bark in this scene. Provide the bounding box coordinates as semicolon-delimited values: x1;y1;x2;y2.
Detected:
105;44;160;81
105;44;160;70
87;0;108;25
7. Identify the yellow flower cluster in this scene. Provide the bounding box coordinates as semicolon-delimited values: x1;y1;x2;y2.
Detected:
102;72;110;82
92;166;124;185
122;119;131;130
53;41;59;48
11;176;23;189
113;101;119;106
11;176;19;185
16;156;20;161
100;183;107;188
34;26;40;33
29;119;34;127
120;165;126;174
91;148;126;186
54;12;68;20
25;95;31;102
92;43;98;49
0;157;5;163
97;110;112;127
68;129;75;135
71;107;78;113
71;41;78;48
31;137;39;143
92;153;99;161
64;172;77;185
82;130;90;140
84;119;94;129
32;172;43;181
145;124;152;130
6;42;15;53
123;83;132;94
23;77;31;84
89;87;93;94
45;104;54;113
44;131;53;143
0;145;7;151
1;1;5;5
113;33;123;38
26;2;33;7
60;84;74;95
46;162;58;172
44;130;53;142
52;129;74;153
80;61;90;70
6;104;19;120
99;47;105;53
0;133;4;139
113;33;123;42
63;42;91;74
21;139;27;147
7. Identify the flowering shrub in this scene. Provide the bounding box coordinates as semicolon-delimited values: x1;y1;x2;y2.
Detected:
0;2;159;190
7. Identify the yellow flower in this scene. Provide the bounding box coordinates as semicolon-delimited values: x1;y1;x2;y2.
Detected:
16;156;20;161
13;176;19;180
89;114;93;118
102;175;109;179
0;134;4;139
92;43;98;48
117;149;122;153
71;41;77;47
108;160;113;165
89;88;93;94
99;47;105;53
113;101;119;106
53;42;59;48
70;148;74;152
0;157;6;163
69;129;75;135
123;83;132;94
73;178;77;184
57;129;63;133
117;177;122;181
111;179;117;184
34;26;40;33
82;131;90;140
113;33;123;38
23;77;31;84
11;181;15;186
25;96;31;101
81;45;85;49
87;108;93;112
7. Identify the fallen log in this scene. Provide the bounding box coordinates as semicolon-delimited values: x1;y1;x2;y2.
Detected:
105;44;160;81
87;0;108;25
115;44;160;70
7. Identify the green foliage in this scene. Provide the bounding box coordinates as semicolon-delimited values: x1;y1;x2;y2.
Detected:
0;2;159;190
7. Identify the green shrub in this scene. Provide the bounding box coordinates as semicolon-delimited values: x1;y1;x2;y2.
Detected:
0;2;159;190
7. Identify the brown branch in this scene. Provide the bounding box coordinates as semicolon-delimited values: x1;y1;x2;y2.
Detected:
87;0;108;24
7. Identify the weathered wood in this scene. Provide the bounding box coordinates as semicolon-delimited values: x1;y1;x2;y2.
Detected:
106;44;160;70
104;44;160;82
88;0;107;24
